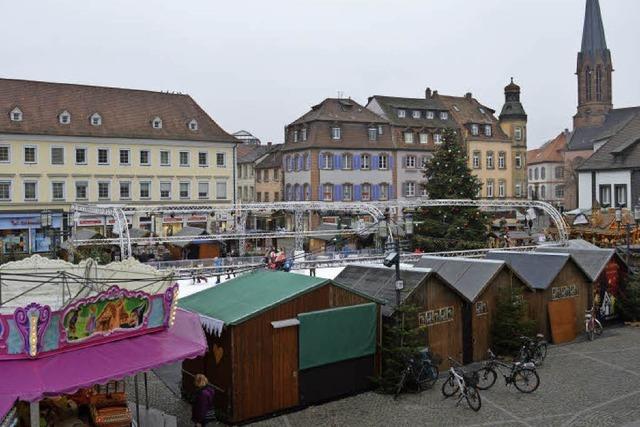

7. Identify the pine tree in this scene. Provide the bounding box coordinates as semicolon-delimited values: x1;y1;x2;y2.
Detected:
376;304;425;393
412;128;490;252
491;287;536;356
618;272;640;322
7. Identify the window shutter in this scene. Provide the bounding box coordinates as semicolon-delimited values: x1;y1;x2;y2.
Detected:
372;184;379;200
402;182;407;197
389;155;393;170
389;184;395;199
334;154;341;170
306;155;311;170
335;184;342;201
319;184;323;200
354;185;361;201
371;155;378;170
402;156;407;169
353;154;360;170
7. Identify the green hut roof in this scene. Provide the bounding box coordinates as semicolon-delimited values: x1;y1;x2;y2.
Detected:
179;270;379;326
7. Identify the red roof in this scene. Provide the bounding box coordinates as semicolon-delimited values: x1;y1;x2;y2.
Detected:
528;132;567;165
0;78;237;143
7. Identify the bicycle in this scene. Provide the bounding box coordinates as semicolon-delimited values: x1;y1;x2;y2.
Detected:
585;306;603;341
518;334;548;365
441;357;481;412
475;349;540;393
394;348;440;399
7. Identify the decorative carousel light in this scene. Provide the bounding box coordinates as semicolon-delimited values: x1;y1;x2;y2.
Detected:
168;286;179;327
29;314;38;357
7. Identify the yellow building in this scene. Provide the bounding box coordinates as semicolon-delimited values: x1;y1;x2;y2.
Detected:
0;78;237;254
440;92;522;198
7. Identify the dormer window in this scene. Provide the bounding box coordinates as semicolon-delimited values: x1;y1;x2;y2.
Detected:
90;113;102;126
10;107;23;122
59;111;71;124
152;117;162;129
412;110;421;119
397;109;406;118
426;111;435;119
452;105;460;112
478;107;486;114
188;119;198;131
301;128;307;141
440;111;448;120
471;124;479;136
484;125;492;137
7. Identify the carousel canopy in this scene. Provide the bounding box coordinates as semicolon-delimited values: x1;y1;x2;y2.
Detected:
0;255;174;314
0;309;205;407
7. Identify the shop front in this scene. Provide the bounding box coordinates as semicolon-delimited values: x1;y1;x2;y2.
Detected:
0;212;63;255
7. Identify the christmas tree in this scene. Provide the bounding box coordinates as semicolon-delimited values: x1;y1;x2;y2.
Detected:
491;287;536;356
412;128;489;252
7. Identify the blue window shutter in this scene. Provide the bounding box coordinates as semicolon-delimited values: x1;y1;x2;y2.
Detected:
306;155;311;170
335;184;342;201
372;155;378;170
372;184;379;200
389;155;393;170
334;154;341;170
354;185;361;201
390;184;395;199
319;184;323;200
354;154;360;170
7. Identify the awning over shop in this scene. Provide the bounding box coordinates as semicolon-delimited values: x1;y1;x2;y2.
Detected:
169;226;213;248
0;309;206;404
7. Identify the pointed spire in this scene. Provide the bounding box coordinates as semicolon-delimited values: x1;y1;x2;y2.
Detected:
581;0;607;54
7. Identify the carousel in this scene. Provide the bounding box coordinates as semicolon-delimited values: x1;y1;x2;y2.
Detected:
0;255;206;427
565;207;640;248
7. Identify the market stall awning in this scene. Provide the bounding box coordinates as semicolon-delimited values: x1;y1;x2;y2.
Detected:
0;396;16;422
0;309;206;404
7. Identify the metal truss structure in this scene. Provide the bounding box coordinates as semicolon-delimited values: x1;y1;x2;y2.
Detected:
70;199;567;259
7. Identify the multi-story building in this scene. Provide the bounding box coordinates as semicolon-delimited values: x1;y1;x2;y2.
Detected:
237;142;271;203
283;98;393;202
557;0;640;210
0;78;237;254
366;90;454;199
440;91;520;199
254;145;284;231
498;80;529;198
527;131;568;208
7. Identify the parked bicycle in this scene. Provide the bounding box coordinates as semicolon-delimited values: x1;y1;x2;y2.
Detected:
518;334;548;365
475;349;540;393
394;348;440;399
441;357;481;412
585;306;603;341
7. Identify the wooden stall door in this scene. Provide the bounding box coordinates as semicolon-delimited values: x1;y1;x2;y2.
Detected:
272;326;299;411
548;299;577;344
462;304;473;365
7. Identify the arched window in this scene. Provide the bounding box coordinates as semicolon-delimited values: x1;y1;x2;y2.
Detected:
284;155;291;172
285;184;293;201
585;67;593;102
188;119;198;131
322;183;333;201
342;183;353;201
595;66;603;101
293;154;300;171
540;185;546;199
152;116;162;129
10;107;23;122
59;110;71;124
303;153;310;171
90;113;102;126
321;152;333;170
379;183;389;200
360;154;370;170
293;184;301;200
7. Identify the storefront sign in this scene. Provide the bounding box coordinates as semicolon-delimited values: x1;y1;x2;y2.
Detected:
163;216;184;224
187;215;208;223
78;218;104;226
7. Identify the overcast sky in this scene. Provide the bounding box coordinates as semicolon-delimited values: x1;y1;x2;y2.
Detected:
2;0;639;148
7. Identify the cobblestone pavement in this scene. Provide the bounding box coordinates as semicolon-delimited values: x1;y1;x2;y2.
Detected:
134;326;640;426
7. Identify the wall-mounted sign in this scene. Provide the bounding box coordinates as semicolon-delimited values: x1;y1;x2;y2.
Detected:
475;301;488;316
551;285;578;301
418;306;454;326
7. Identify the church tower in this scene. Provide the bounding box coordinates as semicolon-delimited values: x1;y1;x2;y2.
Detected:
573;0;613;128
499;78;528;199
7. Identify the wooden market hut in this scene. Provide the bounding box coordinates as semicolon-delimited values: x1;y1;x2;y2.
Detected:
179;270;382;424
335;264;466;369
166;226;221;259
486;251;593;344
413;256;535;363
535;246;628;322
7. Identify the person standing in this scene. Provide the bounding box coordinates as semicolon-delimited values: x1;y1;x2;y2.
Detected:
192;374;215;426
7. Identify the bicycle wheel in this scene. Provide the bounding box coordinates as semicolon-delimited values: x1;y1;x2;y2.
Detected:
588;328;595;341
475;367;497;390
441;374;459;397
465;386;482;412
394;371;407;400
418;365;439;390
595;321;603;336
536;343;548;362
513;368;540;393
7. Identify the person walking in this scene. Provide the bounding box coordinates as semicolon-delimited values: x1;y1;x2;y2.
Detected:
192;374;215;427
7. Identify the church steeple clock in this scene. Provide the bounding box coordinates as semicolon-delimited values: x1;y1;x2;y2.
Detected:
574;0;613;128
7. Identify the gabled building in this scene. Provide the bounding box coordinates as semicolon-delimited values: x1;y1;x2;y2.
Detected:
283;98;393;202
527;131;568;208
366;90;455;199
236;142;271;203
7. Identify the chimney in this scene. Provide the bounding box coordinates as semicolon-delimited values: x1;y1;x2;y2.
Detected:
425;88;432;99
465;92;473;100
267;141;272;146
432;90;438;97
